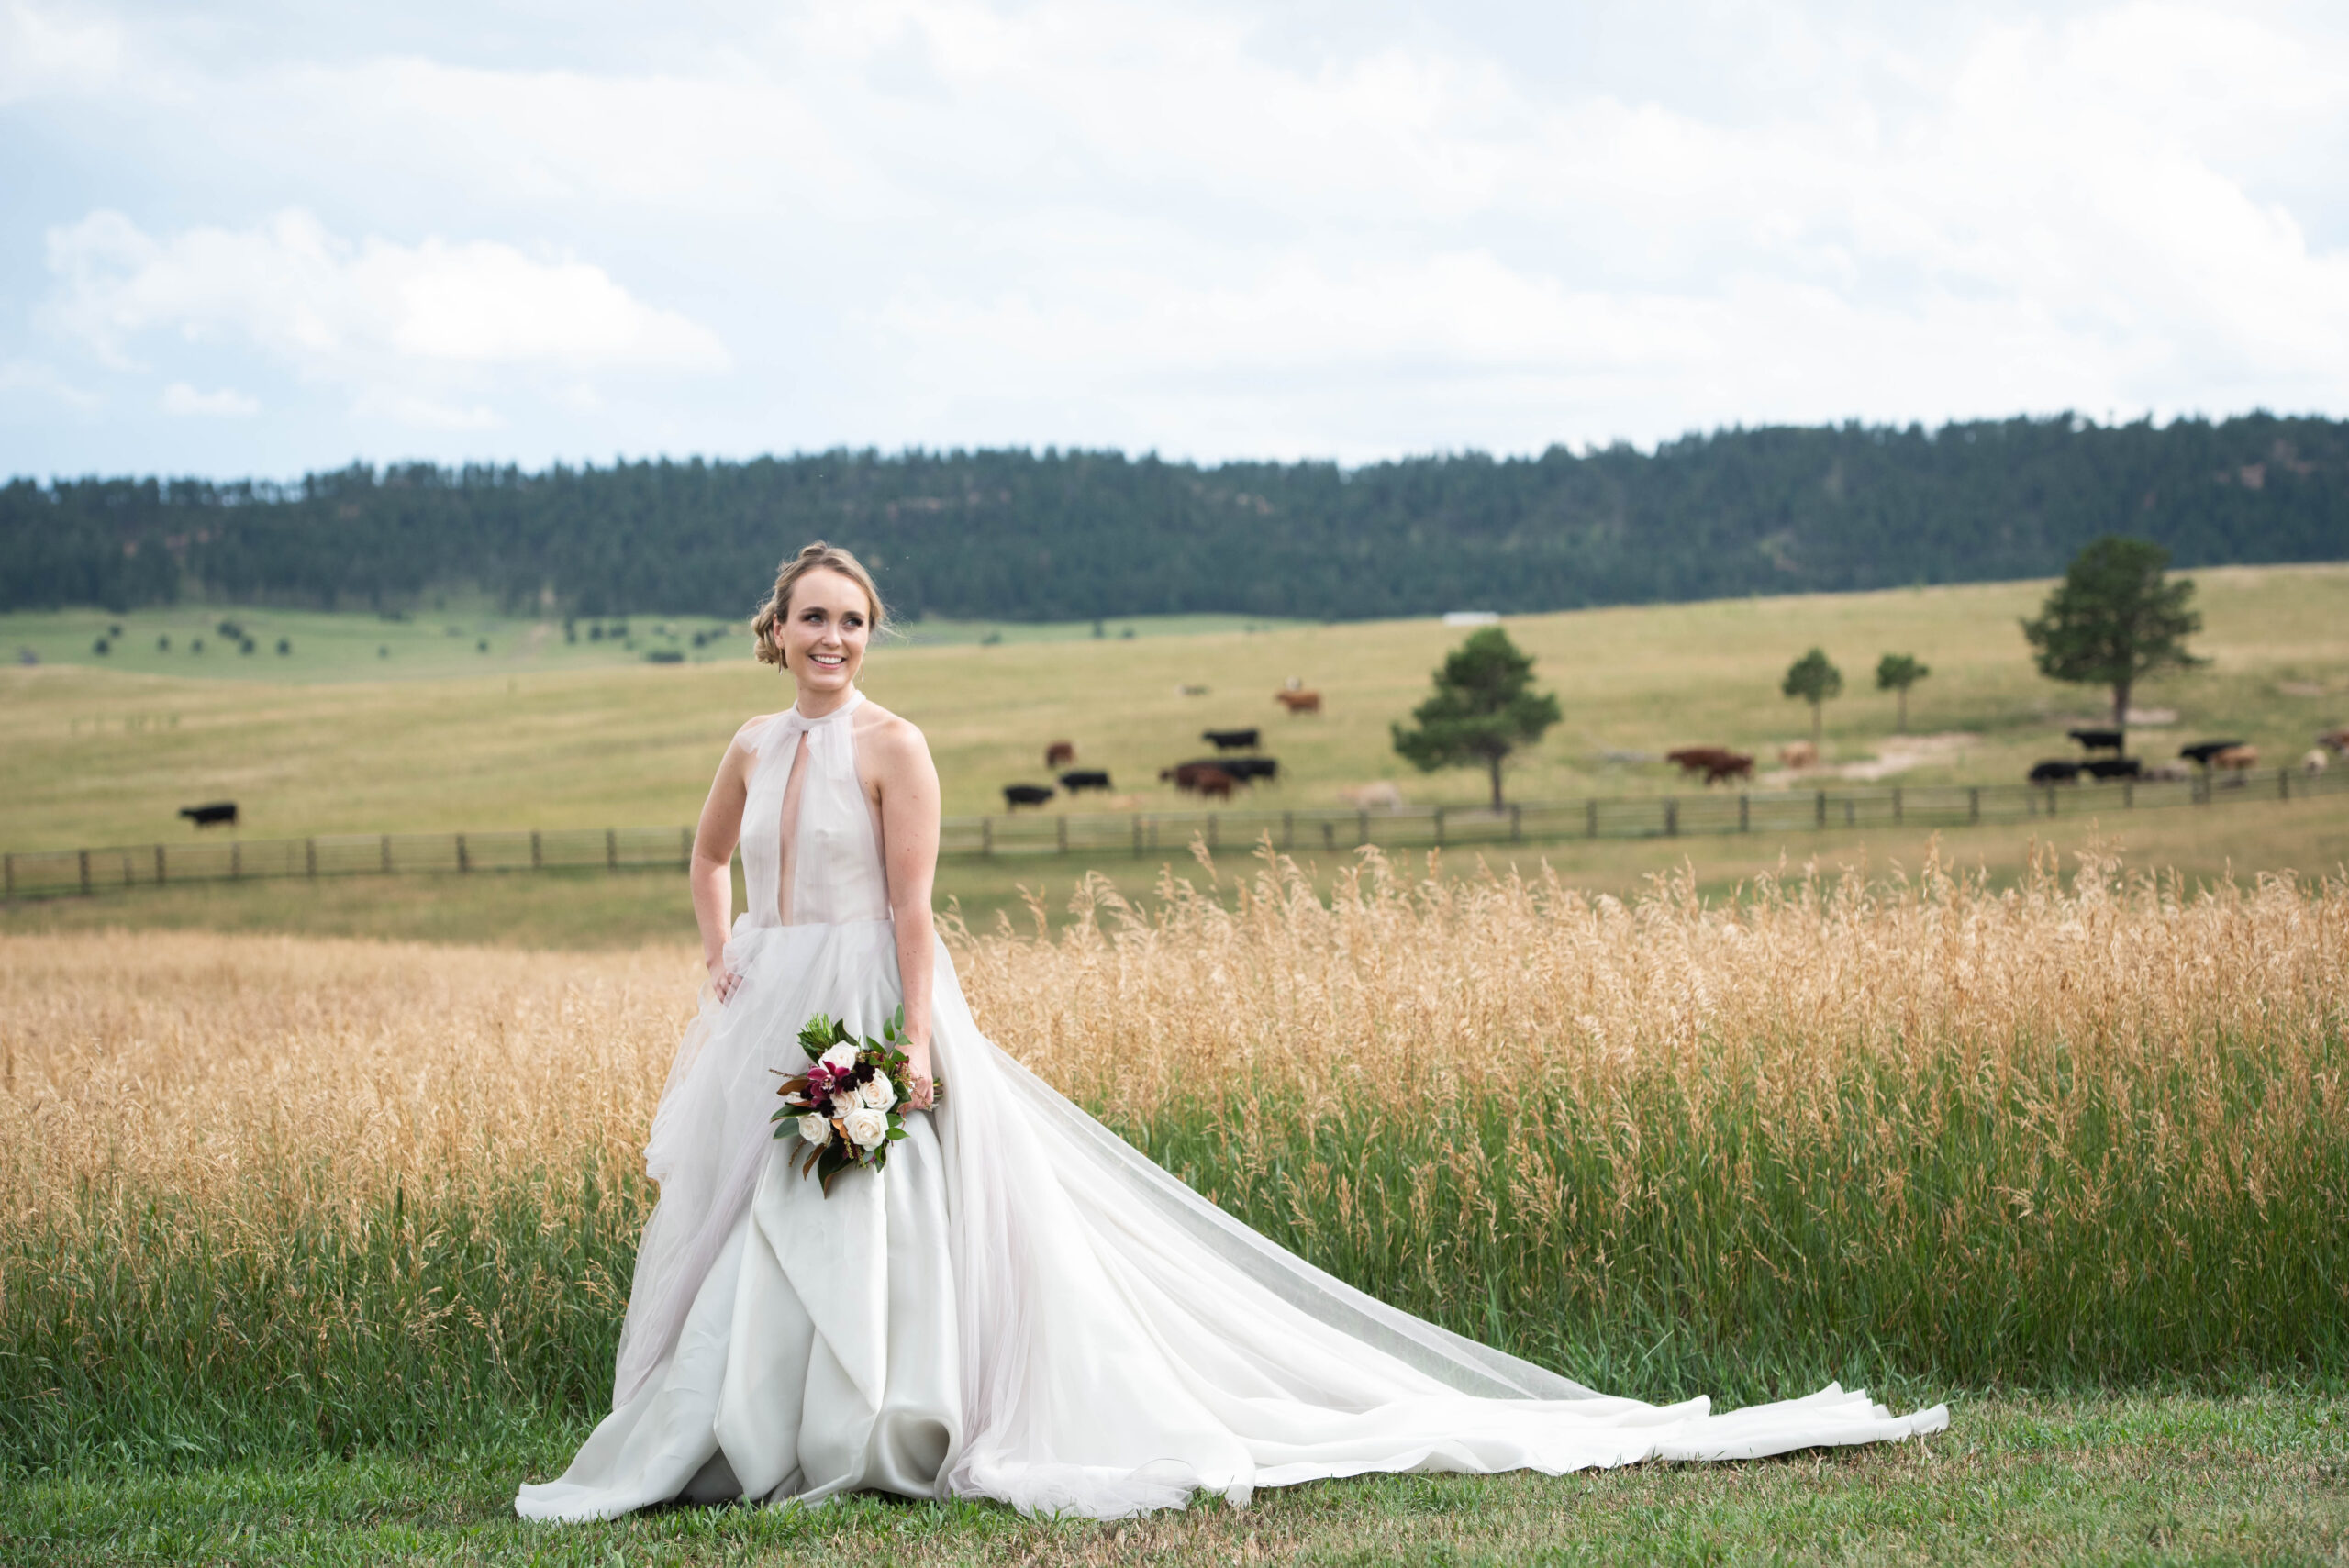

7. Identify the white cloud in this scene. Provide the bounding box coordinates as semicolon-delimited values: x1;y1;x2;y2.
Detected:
39;207;729;427
159;382;259;417
5;1;2349;467
0;2;122;104
0;356;100;413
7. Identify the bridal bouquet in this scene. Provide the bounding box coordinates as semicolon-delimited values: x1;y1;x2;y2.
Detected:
771;1007;940;1195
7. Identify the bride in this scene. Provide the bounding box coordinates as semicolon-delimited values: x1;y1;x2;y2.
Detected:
516;542;1947;1523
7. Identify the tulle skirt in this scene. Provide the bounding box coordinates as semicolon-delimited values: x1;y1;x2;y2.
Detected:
518;919;1948;1523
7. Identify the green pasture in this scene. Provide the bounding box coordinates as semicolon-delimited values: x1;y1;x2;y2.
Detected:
6;796;2347;947
3;565;2344;857
0;604;1300;684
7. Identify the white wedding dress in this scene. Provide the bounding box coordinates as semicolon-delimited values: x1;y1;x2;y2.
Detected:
516;694;1947;1522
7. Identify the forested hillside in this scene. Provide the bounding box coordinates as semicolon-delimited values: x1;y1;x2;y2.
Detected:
6;413;2343;621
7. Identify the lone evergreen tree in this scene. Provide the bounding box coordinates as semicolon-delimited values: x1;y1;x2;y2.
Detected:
1781;648;1842;746
1391;627;1561;810
2021;536;2204;748
1875;652;1930;734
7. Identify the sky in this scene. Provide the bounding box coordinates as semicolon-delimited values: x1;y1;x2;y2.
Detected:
3;0;2346;479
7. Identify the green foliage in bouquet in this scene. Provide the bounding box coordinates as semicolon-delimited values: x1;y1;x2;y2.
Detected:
769;1006;940;1196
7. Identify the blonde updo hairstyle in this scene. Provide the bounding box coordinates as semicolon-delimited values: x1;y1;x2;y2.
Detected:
750;541;888;669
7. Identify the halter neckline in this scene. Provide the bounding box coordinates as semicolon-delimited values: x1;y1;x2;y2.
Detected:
784;690;866;728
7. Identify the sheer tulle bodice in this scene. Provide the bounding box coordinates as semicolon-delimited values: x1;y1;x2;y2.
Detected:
739;695;890;929
518;695;1947;1525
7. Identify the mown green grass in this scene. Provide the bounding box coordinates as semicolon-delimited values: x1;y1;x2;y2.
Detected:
5;565;2344;848
2;1394;2341;1565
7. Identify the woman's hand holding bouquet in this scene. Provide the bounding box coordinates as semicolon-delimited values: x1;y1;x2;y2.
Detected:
771;1007;941;1195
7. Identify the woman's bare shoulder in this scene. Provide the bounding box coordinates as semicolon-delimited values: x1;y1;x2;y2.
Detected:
729;713;782;753
852;700;931;763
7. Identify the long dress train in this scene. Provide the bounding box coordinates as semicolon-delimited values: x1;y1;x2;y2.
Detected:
516;694;1947;1522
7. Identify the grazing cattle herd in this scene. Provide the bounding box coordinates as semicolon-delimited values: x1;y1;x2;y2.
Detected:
986;669;2338;819
1004;686;1318;810
2021;735;2285;787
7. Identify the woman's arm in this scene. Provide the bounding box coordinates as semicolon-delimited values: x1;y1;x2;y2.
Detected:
692;722;761;1001
871;716;943;1108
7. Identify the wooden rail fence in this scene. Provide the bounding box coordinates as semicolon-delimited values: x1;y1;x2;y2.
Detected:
5;766;2342;901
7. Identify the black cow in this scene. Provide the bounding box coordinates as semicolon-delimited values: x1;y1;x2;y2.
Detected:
2068;728;2126;753
2083;756;2143;780
178;802;238;828
2179;739;2248;766
2027;760;2082;784
1059;769;1113;793
1221;756;1280;783
1002;784;1054;809
1202;728;1260;751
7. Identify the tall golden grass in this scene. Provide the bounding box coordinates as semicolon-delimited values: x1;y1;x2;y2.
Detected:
5;839;2344;1469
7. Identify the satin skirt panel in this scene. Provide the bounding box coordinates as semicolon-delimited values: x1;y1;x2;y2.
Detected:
515;918;960;1525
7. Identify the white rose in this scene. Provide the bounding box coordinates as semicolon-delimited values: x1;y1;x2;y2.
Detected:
796;1112;830;1146
841;1106;888;1150
857;1072;896;1110
818;1042;858;1072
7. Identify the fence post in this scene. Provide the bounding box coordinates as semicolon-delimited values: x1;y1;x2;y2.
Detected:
1283;810;1295;851
3;852;11;900
1056;814;1068;855
1132;815;1143;858
1815;790;1827;828
2280;767;2291;802
606;828;618;871
1509;804;1521;843
531;830;542;870
2123;780;2134;809
78;849;91;895
1739;793;1750;833
2046;785;2058;817
681;826;693;865
154;845;165;885
981;817;993;858
1433;808;1444;848
1208;813;1219;851
306;838;317;878
1892;787;1902;826
230;841;241;880
1322;819;1335;851
1586;798;1598;839
1664;798;1678;838
1358;809;1369;847
1843;796;1855;828
457;833;470;873
382;834;393;873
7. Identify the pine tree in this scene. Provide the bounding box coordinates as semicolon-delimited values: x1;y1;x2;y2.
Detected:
2021;536;2204;748
1781;648;1843;746
1390;628;1561;810
1875;652;1930;734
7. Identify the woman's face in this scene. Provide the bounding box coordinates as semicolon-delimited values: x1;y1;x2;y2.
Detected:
774;567;872;696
